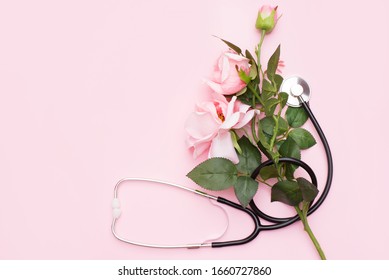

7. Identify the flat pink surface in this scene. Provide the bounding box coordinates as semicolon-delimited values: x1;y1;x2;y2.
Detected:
0;0;388;259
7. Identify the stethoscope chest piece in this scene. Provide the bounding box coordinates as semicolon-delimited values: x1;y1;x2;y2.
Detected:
280;76;311;107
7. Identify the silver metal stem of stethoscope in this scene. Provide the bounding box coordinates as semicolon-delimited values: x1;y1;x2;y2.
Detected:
111;177;218;249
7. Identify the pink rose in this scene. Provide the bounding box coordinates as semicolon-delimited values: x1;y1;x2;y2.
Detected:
205;51;250;95
185;93;256;163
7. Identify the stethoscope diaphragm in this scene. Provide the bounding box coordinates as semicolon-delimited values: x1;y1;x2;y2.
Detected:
280;76;311;107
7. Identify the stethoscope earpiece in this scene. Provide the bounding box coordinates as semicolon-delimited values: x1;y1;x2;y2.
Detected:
280;76;311;107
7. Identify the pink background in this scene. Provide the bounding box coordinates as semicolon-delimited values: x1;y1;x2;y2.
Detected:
0;0;388;259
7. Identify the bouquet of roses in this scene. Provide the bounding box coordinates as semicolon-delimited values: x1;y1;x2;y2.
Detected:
185;5;326;259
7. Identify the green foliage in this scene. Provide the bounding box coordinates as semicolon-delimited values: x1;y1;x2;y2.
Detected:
236;136;262;175
187;158;238;191
264;98;279;116
279;137;301;179
257;132;272;159
286;106;309;128
289;128;317;149
217;37;242;54
259;165;279;180
279;92;288;108
271;177;318;206
249;65;258;80
234;176;258;207
279;137;301;160
245;49;257;67
238;68;251;84
260;116;289;136
231;131;242;154
271;180;303;206
266;44;280;82
262;79;275;93
235;87;247;97
237;81;255;105
297;177;319;203
274;74;284;92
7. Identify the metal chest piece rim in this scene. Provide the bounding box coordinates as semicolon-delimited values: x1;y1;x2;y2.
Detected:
280;76;311;107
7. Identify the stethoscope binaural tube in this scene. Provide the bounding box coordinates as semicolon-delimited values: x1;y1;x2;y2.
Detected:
248;77;334;230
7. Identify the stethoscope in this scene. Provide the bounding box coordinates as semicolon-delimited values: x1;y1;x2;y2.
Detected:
111;76;333;249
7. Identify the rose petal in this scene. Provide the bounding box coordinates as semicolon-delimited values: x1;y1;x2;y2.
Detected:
221;112;240;130
233;109;255;129
210;92;228;104
237;102;250;113
220;76;246;94
225;96;237;118
208;132;239;164
260;5;273;18
192;141;211;159
185;112;219;139
196;101;220;121
204;79;224;94
224;52;250;62
221;55;230;82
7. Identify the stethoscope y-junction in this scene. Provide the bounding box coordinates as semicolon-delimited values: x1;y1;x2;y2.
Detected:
111;76;333;249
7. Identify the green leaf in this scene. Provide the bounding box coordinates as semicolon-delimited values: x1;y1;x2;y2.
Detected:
260;117;274;135
259;165;279;180
285;165;296;180
275;140;285;150
257;132;271;159
279;137;301;180
258;126;270;148
274;74;284;92
260;116;289;136
235;87;247;97
245;50;259;84
236;136;262;175
269;150;280;164
237;82;255;105
249;65;257;80
297;177;319;203
238;68;251;84
279;92;289;108
187;158;238;191
278;117;289;136
262;79;275;93
267;44;280;82
231;131;242;154
271;180;303;206
245;49;257;67
289;128;317;149
279;137;301;159
262;91;273;103
217;37;242;54
286;106;309;128
264;98;279;116
234;176;258;208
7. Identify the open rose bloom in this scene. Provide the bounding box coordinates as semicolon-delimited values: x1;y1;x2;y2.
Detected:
185;93;256;163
